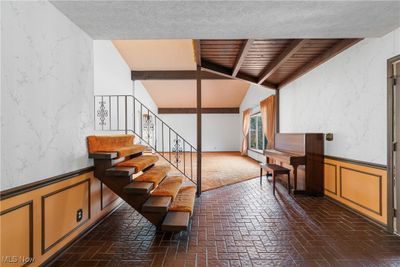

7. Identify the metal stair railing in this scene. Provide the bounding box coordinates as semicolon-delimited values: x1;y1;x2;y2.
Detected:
94;95;197;185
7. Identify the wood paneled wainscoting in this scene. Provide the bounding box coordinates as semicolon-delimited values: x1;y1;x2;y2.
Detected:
324;156;387;225
0;168;122;266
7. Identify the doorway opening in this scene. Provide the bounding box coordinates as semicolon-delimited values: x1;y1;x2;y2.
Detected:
388;55;400;234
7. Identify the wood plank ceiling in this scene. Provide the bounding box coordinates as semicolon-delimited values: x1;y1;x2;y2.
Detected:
197;38;361;89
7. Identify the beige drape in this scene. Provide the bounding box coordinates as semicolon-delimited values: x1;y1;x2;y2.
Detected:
260;95;276;149
241;108;252;155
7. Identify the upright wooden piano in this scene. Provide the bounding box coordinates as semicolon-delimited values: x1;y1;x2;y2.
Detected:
264;133;324;196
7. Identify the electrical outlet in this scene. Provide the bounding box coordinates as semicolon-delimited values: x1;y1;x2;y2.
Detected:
76;209;83;222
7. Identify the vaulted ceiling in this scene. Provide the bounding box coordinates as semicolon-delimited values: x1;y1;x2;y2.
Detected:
142;80;249;108
113;37;364;108
113;40;251;109
113;40;196;70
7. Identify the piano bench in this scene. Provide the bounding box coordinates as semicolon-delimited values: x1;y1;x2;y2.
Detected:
260;163;291;195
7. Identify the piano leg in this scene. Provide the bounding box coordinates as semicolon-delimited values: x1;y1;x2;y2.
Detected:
292;165;307;195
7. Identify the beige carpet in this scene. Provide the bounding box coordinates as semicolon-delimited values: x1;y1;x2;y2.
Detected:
156;152;260;192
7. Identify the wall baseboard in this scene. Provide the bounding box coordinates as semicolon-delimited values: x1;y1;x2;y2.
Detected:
325;195;386;229
41;202;123;267
324;155;386;170
324;157;387;225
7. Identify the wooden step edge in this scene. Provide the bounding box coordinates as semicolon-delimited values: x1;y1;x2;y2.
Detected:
124;181;153;195
142;196;172;213
105;166;136;177
89;152;118;159
161;212;190;232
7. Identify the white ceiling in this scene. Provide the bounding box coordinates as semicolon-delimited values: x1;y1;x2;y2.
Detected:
51;1;400;39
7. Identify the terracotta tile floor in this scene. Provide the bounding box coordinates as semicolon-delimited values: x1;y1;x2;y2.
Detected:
50;178;400;267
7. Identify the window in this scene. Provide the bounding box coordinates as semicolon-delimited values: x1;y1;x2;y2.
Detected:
249;113;265;152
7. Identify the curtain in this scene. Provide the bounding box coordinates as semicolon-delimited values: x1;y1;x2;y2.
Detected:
241;108;252;155
260;95;276;149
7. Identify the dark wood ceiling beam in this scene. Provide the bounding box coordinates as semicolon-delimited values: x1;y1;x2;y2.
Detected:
278;38;362;89
201;60;278;90
131;70;230;80
232;39;254;77
193;40;201;66
158;107;239;114
257;39;307;85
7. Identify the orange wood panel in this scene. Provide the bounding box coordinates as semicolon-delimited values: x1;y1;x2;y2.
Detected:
0;171;122;266
0;202;32;267
324;163;337;195
42;180;90;253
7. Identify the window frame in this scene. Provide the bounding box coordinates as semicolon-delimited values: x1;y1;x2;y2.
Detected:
248;112;265;154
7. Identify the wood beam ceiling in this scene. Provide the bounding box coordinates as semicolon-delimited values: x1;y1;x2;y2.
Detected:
158;107;240;114
131;70;231;80
257;39;307;85
193;40;201;67
199;38;362;90
130;38;362;92
278;38;362;88
201;60;278;89
232;39;254;77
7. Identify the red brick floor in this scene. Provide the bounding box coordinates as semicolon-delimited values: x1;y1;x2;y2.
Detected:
50;178;400;267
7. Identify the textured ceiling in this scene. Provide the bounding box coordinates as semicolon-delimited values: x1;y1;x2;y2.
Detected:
51;1;400;39
142;80;250;108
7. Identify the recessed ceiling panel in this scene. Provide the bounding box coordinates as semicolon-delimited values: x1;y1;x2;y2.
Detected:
142;80;249;108
113;40;196;70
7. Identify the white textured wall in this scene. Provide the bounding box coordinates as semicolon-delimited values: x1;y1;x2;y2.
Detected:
280;28;400;165
93;41;158;138
239;84;276;162
94;40;132;95
134;81;158;114
1;1;94;190
158;114;241;152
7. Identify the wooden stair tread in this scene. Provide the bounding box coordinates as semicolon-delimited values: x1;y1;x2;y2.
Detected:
142;196;171;213
169;185;196;214
105;166;136;177
114;144;147;158
161;212;190;232
151;176;184;200
116;155;159;173
89;152;118;159
124;181;153;195
134;165;171;187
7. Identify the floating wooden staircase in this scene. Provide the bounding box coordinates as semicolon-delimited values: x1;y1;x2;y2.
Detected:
87;134;196;231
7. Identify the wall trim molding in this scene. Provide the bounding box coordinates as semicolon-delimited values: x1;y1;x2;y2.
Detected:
325;196;386;229
324;155;386;170
324;162;337;195
100;183;120;210
0;166;94;201
0;200;34;266
41;179;91;254
41;202;123;267
339;166;383;216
